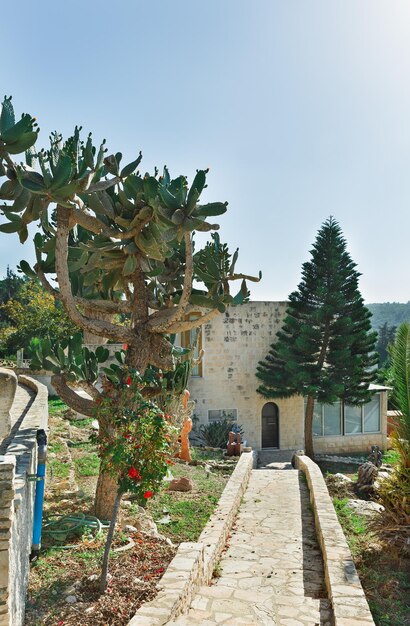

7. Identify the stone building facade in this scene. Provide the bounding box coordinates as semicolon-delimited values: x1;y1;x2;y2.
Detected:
188;301;388;454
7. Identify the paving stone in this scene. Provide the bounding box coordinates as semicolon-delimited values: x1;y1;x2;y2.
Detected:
170;468;332;625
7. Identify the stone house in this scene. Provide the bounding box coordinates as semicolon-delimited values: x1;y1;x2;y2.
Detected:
186;301;388;454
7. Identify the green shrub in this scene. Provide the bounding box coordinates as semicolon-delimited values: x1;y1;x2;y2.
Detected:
198;419;244;448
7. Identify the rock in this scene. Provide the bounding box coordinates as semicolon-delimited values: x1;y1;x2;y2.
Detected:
87;574;99;582
168;476;193;492
134;507;160;537
121;500;132;509
347;499;384;517
123;524;137;533
91;420;99;431
65;595;77;604
63;408;78;420
55;480;71;490
377;471;390;481
334;473;352;483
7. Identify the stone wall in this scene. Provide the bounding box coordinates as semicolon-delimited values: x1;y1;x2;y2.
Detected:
189;301;305;450
295;454;375;625
0;376;48;626
15;370;57;397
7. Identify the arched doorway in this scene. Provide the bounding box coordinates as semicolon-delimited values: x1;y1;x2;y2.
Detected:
261;402;279;448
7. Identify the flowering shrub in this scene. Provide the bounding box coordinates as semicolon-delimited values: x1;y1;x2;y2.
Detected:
95;372;179;506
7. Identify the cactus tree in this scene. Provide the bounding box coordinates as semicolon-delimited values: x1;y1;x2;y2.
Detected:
0;97;260;518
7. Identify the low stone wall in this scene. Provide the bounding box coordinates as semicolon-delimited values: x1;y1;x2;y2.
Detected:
295;454;375;626
0;376;48;626
129;451;254;626
15;370;57;397
313;433;388;455
0;369;17;440
198;450;255;583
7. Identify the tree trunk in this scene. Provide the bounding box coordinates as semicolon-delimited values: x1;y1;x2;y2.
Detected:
304;396;315;460
94;405;119;519
94;469;120;521
83;307;113;345
99;489;122;593
93;340;149;519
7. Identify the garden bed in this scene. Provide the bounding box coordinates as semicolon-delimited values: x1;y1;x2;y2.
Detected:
25;532;175;626
24;398;236;626
323;456;410;626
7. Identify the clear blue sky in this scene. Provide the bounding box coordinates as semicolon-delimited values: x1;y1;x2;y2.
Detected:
2;0;410;303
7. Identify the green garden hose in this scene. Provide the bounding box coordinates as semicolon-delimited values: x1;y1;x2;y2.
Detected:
42;513;109;548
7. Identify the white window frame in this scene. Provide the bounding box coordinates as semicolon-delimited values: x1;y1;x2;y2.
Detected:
309;394;381;437
208;409;238;423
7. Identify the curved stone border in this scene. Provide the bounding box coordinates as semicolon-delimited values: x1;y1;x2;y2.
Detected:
129;451;254;626
295;454;375;626
6;375;48;495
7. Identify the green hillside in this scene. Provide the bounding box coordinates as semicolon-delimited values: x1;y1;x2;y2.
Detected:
366;302;410;330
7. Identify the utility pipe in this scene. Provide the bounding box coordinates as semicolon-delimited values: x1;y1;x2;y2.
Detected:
30;429;47;560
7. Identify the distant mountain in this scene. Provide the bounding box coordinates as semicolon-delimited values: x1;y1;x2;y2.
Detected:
366;302;410;330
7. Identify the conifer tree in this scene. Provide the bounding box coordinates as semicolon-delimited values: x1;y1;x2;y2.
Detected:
256;217;377;459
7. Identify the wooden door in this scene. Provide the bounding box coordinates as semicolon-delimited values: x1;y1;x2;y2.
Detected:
261;403;279;448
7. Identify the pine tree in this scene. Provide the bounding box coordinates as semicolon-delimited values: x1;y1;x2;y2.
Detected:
376;322;397;367
256;217;377;459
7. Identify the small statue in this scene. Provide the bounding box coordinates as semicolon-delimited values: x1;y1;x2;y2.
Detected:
368;445;382;468
226;431;242;456
176;390;192;462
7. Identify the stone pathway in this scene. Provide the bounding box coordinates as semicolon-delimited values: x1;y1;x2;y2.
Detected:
170;466;333;626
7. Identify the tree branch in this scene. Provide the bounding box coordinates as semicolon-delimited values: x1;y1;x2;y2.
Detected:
69;205;150;240
147;233;193;332
164;307;220;333
74;381;101;401
36;265;59;298
226;272;261;283
55;205;132;342
51;374;96;417
82;176;121;193
36;263;131;314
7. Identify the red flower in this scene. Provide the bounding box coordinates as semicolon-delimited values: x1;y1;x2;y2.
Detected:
126;376;132;386
124;433;132;439
143;490;153;499
166;459;172;465
122;344;128;350
128;467;141;480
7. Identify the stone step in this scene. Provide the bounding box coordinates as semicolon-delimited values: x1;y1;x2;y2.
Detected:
257;449;295;469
